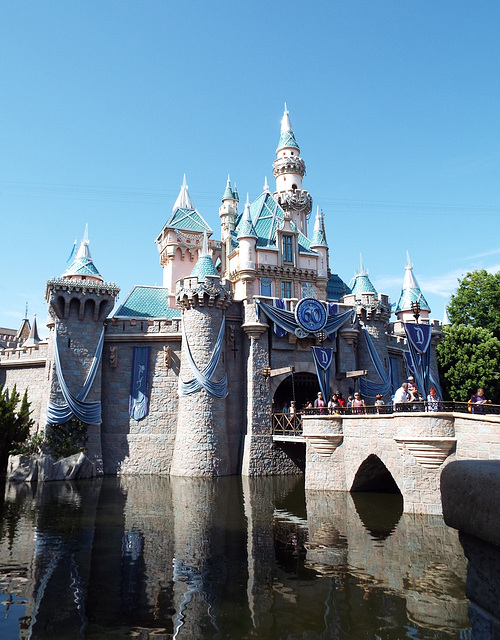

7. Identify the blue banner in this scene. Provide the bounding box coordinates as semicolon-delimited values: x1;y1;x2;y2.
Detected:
404;323;431;397
129;347;150;421
311;346;333;404
405;323;431;354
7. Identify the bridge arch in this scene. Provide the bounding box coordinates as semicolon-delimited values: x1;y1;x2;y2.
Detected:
350;454;402;495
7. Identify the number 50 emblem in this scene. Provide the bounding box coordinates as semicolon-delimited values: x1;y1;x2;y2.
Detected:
295;298;327;333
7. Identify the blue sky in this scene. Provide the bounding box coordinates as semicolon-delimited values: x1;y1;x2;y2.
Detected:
1;1;499;336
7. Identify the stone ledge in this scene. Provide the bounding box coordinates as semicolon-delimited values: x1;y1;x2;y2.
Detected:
441;460;500;547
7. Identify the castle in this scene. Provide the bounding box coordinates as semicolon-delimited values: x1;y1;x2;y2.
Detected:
0;107;443;477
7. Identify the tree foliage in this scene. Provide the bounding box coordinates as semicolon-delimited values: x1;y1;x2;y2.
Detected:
0;386;34;473
436;324;500;403
448;269;500;339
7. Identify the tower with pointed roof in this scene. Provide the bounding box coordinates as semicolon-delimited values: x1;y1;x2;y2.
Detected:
272;104;312;236
395;252;431;323
156;176;219;308
171;244;234;476
44;229;119;472
342;255;392;385
219;176;239;279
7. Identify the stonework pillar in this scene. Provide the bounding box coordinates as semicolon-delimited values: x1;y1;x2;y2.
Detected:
171;275;233;477
241;312;272;476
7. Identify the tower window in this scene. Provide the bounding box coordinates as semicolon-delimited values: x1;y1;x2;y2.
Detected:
282;235;293;263
292;184;297;190
260;278;272;297
281;281;292;299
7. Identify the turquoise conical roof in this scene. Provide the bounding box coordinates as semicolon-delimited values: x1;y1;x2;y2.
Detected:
222;175;234;201
395;253;431;314
237;195;257;239
190;233;219;281
348;255;377;297
276;104;300;153
310;206;328;248
62;226;103;281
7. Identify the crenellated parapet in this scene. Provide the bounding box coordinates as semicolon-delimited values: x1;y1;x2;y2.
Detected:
46;277;120;322
272;154;306;180
343;292;392;326
176;275;233;310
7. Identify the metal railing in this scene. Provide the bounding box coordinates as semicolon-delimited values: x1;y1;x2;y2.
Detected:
272;402;500;437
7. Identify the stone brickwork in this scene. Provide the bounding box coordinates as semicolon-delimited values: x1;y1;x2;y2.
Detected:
241;301;302;476
303;411;500;514
0;342;48;428
442;461;500;639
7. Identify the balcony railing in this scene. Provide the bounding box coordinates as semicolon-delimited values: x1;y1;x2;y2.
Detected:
272;402;500;438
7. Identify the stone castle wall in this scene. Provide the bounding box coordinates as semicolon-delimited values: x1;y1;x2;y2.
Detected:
0;341;49;429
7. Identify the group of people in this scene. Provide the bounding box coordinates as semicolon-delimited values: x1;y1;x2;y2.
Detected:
312;391;367;414
393;377;441;411
283;381;492;416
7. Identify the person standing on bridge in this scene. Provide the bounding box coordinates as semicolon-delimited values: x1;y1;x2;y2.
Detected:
314;392;326;414
352;392;366;414
393;383;410;411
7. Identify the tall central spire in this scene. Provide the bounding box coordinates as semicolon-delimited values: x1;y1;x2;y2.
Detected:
276;103;300;153
272;105;311;235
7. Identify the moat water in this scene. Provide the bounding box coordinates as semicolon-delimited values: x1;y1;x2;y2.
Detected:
0;475;471;639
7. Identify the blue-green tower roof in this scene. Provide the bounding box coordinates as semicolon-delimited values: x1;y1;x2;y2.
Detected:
237;195;257;239
348;255;377;297
395;253;431;314
310;206;328;248
190;233;219;281
276;103;300;153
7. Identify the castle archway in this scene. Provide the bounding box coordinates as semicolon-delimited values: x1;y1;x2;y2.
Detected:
273;372;320;411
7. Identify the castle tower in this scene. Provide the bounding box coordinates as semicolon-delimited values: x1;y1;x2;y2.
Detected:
310;206;329;300
156;176;213;307
272;104;312;235
342;255;392;396
44;228;119;472
219;175;239;278
171;239;234;476
395;252;431;323
236;194;258;299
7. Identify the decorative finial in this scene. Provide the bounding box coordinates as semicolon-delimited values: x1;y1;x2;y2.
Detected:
263;176;270;193
405;250;413;270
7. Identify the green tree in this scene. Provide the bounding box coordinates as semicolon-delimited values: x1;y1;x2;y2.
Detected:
0;386;34;473
436;324;500;403
448;269;500;339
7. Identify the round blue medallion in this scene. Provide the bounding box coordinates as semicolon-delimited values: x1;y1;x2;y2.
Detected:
295;298;327;333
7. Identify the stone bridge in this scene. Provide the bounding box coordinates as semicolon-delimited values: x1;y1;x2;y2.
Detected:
280;411;500;514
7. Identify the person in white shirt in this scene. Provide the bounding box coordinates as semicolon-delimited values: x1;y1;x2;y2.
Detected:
393;383;410;410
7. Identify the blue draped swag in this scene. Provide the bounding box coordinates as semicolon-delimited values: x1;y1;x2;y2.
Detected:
256;299;354;337
46;326;105;425
359;328;392;398
179;315;228;399
129;347;151;421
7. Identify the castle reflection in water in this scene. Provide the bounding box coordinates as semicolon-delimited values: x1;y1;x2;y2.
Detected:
0;476;470;639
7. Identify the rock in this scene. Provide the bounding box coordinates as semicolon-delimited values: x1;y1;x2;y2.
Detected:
7;455;38;482
6;452;96;483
